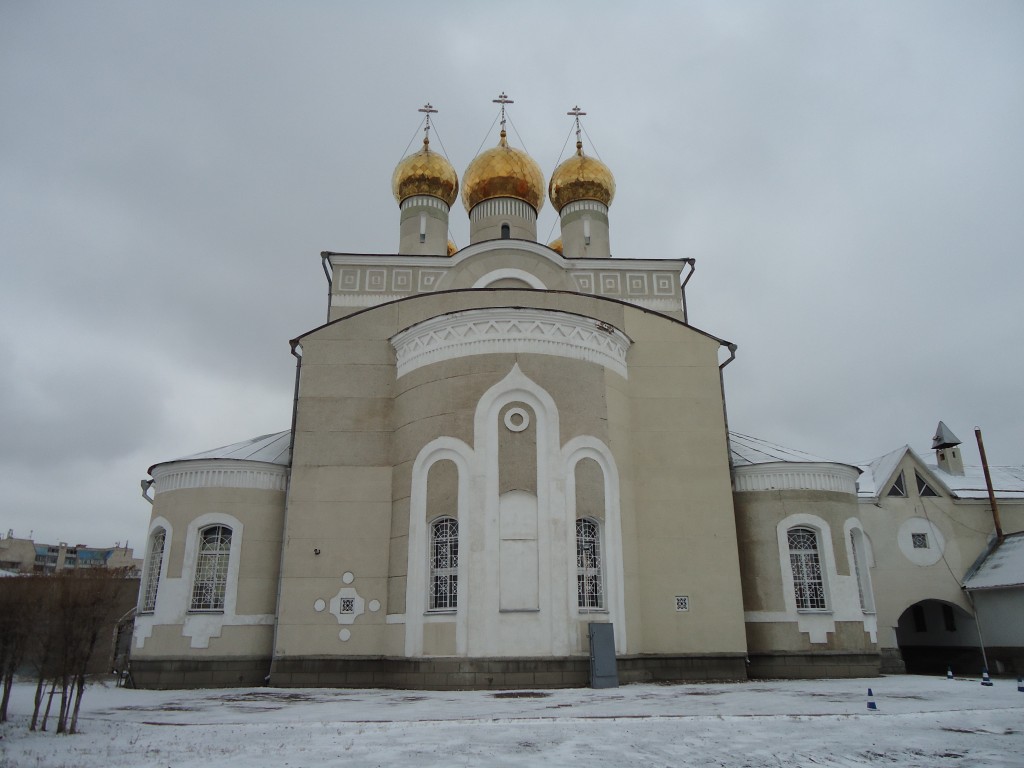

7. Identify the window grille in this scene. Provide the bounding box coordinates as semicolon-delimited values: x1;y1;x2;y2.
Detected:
911;532;928;549
140;528;166;613
675;595;689;611
788;526;827;610
576;518;604;610
340;597;355;613
429;517;458;610
190;525;231;612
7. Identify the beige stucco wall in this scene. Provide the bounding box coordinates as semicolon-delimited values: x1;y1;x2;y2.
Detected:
733;487;876;654
858;452;1024;651
133;483;284;659
275;286;746;661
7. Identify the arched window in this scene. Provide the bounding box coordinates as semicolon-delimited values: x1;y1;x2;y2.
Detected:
788;526;827;611
140;528;165;613
849;528;875;613
577;518;604;610
500;223;511;239
429;517;458;610
190;525;232;612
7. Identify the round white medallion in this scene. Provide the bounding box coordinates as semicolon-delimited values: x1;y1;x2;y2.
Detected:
313;599;326;612
368;599;381;612
342;571;354;584
339;629;351;642
897;517;945;566
504;407;530;432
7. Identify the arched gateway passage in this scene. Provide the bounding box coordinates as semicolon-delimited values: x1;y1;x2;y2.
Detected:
895;599;982;675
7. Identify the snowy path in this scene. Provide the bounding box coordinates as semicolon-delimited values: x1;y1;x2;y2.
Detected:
2;675;1021;767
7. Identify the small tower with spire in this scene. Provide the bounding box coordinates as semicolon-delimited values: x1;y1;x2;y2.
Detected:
548;106;615;258
392;103;459;256
932;420;964;476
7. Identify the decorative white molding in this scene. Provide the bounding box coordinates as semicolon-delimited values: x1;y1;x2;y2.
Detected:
400;195;450;213
151;460;288;495
472;268;546;289
391;308;632;379
470;197;537;221
560;199;608;218
732;462;859;495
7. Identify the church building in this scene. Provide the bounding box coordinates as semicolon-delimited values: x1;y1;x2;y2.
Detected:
131;100;1023;689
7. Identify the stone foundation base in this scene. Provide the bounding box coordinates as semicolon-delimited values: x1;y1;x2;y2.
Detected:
746;651;880;679
129;657;271;689
268;654;749;690
879;647;906;675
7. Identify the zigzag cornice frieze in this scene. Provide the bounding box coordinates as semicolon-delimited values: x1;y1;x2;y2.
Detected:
732;462;860;495
151;459;288;495
391;308;632;379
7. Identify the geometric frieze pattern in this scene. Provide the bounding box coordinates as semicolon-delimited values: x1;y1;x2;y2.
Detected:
732;463;860;495
571;270;679;304
151;462;288;495
391;307;632;379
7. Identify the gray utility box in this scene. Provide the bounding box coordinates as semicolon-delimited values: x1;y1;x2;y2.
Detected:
588;622;619;689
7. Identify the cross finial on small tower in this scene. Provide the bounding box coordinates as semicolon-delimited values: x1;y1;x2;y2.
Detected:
418;102;438;142
493;91;514;131
568;105;587;153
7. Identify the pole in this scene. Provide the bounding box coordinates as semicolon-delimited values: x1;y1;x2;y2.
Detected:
974;427;1004;541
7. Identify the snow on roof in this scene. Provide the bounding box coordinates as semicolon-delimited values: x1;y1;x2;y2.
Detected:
963;532;1024;590
856;445;909;498
152;430;291;472
856;444;1024;500
926;462;1024;500
0;568;19;578
729;432;841;467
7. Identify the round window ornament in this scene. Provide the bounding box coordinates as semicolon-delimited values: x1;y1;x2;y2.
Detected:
369;599;381;612
313;599;326;613
339;629;351;642
504;407;530;432
342;571;354;584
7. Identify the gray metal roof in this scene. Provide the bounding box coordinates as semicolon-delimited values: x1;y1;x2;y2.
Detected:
932;420;962;449
963;532;1024;590
730;432;843;467
152;430;291;471
856;444;1024;500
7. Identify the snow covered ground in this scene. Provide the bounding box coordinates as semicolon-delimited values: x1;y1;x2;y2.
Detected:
1;674;1021;767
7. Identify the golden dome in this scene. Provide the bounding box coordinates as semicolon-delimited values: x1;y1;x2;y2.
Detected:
462;130;545;213
391;137;459;207
547;238;563;254
548;141;615;212
447;240;458;256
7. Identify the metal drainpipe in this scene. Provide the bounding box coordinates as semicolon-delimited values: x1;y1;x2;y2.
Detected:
321;252;334;323
680;258;696;324
718;343;738;467
140;479;154;504
268;339;304;685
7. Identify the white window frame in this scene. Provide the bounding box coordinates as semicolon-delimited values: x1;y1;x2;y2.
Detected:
428;516;458;612
576;517;604;611
848;526;876;613
189;524;232;613
139;527;166;614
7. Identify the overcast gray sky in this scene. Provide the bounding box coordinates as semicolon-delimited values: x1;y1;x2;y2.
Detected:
3;1;1022;551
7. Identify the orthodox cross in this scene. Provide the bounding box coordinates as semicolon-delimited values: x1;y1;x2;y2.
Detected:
493;91;514;131
568;105;587;145
418;102;438;141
